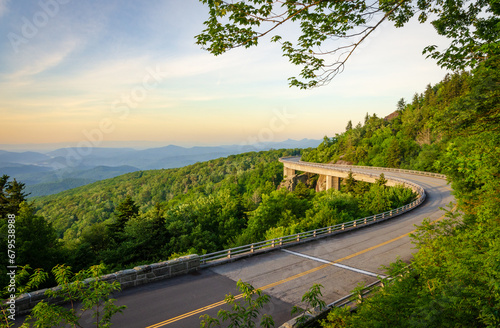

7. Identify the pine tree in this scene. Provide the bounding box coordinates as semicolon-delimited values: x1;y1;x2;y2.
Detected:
0;175;29;219
375;173;388;187
397;98;406;112
346;120;353;131
344;171;357;193
109;196;139;240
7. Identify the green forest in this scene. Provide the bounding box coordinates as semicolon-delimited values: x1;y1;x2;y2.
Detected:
315;57;500;327
0;143;418;294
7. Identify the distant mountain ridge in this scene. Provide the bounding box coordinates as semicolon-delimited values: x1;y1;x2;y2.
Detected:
0;139;320;197
24;165;139;198
0;150;51;164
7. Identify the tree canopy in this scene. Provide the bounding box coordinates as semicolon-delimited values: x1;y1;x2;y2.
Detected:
196;0;500;88
316;55;500;328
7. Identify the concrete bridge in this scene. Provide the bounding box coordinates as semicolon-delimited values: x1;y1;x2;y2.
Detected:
280;156;445;191
14;158;452;328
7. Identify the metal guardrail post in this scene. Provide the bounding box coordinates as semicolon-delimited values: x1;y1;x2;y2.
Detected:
357;294;363;304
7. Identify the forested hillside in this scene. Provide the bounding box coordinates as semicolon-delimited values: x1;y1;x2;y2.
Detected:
302;70;472;171
316;56;500;327
33;150;287;238
1;142;417;294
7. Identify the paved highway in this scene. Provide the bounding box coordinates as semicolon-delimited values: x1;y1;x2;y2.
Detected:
86;162;453;328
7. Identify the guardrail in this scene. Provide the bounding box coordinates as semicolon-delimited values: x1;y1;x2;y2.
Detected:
200;171;426;265
279;265;413;327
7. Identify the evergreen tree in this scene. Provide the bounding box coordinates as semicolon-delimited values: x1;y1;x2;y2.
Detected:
293;182;314;200
0;202;62;294
386;139;402;168
0;175;29;219
0;175;9;219
375;173;388;187
345;120;353;131
109;195;139;240
343;171;357;193
397;98;406;112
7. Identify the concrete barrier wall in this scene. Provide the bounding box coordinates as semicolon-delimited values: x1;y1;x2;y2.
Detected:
15;254;200;315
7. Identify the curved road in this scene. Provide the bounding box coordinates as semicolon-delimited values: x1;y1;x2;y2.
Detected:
81;160;453;328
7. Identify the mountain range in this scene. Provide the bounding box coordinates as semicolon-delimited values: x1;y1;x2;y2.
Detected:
0;139;320;197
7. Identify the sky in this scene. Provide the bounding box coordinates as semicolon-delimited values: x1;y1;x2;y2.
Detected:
0;0;451;151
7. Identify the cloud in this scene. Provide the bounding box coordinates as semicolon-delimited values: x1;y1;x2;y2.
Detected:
10;40;78;78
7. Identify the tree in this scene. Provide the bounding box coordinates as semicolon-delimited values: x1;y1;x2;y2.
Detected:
386;139;402;168
0;265;48;327
375;173;388;187
291;284;327;326
20;264;126;328
293;182;314;200
434;56;500;136
108;195;139;240
345;120;353;132
196;0;499;88
200;280;274;328
397;98;406;112
0;175;29;219
343;171;357;193
0;202;63;294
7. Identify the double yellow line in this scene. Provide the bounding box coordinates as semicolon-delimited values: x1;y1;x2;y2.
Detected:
147;201;456;328
146;231;415;327
145;263;331;328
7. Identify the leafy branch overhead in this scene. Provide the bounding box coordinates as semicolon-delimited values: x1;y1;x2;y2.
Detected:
196;0;500;88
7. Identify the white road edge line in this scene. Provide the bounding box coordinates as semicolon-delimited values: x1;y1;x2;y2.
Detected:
282;249;386;279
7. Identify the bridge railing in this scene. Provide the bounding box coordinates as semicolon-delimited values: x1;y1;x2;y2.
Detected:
200;178;425;265
279;157;447;180
279;265;413;327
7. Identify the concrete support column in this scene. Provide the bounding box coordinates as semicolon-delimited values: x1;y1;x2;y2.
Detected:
326;175;341;191
284;166;296;178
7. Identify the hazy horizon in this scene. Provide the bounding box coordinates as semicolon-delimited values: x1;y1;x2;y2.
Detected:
1;1;451;149
0;137;322;153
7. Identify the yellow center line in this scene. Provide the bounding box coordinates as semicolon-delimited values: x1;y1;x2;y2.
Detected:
144;264;331;328
146;205;456;328
332;231;412;263
145;297;243;327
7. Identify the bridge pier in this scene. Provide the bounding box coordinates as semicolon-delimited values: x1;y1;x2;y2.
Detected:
284;167;296;178
325;175;341;191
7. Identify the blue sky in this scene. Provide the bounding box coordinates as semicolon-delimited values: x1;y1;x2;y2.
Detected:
0;0;451;150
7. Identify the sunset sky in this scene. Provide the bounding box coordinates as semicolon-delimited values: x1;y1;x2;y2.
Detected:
0;0;451;151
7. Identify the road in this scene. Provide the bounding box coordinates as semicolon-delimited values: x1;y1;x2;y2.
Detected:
86;162;453;328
